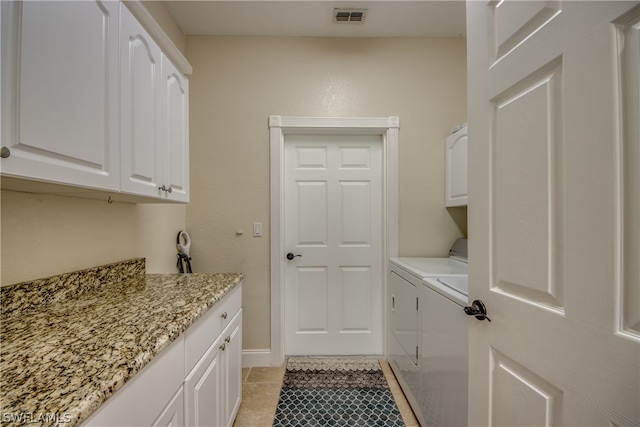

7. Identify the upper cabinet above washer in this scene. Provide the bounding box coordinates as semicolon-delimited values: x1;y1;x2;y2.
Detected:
445;124;468;207
0;1;190;203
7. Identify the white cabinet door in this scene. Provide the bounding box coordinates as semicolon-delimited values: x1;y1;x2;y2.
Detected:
221;311;242;427
445;125;468;207
185;336;224;427
120;3;163;198
160;53;189;202
152;386;185;427
185;309;242;427
1;1;119;190
120;4;189;203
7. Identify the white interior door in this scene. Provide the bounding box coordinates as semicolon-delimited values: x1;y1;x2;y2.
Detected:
468;1;640;426
284;134;383;355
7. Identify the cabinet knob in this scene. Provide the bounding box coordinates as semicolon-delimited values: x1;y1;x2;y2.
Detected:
158;185;173;193
219;343;226;351
0;146;10;158
221;312;228;320
225;336;231;343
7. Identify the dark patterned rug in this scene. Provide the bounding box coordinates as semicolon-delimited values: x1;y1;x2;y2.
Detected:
273;357;405;427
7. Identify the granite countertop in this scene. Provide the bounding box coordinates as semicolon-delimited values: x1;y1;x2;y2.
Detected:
0;259;244;427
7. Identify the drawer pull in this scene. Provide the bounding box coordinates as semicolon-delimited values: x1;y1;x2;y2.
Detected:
219;343;226;351
225;336;231;343
221;312;228;320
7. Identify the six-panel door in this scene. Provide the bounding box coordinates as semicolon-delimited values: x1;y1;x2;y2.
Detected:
467;1;640;425
284;134;383;355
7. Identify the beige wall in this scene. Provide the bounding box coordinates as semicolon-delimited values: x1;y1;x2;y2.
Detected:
1;191;135;285
185;36;467;351
0;191;186;285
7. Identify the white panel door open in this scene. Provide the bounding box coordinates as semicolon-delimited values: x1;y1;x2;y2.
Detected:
467;2;640;426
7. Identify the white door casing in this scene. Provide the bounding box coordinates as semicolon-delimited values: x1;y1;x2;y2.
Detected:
468;2;640;426
284;134;383;355
270;116;399;365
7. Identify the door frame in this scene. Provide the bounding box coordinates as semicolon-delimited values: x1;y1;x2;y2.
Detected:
268;115;399;366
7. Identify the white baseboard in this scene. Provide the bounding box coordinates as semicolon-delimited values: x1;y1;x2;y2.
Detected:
242;349;279;367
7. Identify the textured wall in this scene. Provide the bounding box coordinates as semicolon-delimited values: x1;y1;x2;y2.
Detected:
0;191;187;286
185;36;467;351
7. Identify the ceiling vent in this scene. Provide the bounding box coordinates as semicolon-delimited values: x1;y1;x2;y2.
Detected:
334;8;367;24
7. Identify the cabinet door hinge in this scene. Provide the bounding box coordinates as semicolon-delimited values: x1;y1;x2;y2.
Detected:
416;346;419;361
416;297;419;311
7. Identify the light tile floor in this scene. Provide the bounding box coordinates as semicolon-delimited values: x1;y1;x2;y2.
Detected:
233;360;419;427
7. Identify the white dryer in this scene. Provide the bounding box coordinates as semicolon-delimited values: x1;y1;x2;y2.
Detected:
387;239;468;427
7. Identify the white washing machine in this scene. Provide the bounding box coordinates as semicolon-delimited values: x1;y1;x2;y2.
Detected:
387;239;469;427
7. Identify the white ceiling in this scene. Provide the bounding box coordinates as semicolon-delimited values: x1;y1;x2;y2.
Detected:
162;1;467;38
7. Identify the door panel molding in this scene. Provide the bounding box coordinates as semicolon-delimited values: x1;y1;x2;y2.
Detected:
269;116;399;365
491;59;564;312
615;6;640;340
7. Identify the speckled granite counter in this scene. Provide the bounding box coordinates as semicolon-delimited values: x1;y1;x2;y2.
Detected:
0;259;244;427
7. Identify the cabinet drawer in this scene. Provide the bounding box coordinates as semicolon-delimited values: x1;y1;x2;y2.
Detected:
185;284;242;373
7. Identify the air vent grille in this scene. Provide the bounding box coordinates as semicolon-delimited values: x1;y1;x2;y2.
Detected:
334;8;367;23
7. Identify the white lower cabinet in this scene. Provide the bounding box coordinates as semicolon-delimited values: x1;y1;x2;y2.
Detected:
83;336;186;427
153;386;185;427
185;310;242;427
221;312;242;427
185;345;221;427
82;284;242;427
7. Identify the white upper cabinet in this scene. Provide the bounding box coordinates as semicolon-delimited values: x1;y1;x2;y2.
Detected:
1;1;120;190
445;124;468;207
160;53;189;202
1;1;190;203
120;6;189;202
120;5;163;198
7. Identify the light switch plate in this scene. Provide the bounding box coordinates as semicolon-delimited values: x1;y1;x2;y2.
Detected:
253;222;262;237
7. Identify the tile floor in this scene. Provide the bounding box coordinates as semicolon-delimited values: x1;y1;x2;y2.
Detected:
233;360;420;427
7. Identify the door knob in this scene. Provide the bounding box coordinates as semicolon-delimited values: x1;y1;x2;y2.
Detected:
286;252;302;260
463;299;491;322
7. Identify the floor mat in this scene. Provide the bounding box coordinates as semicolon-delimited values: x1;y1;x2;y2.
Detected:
273;357;406;426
